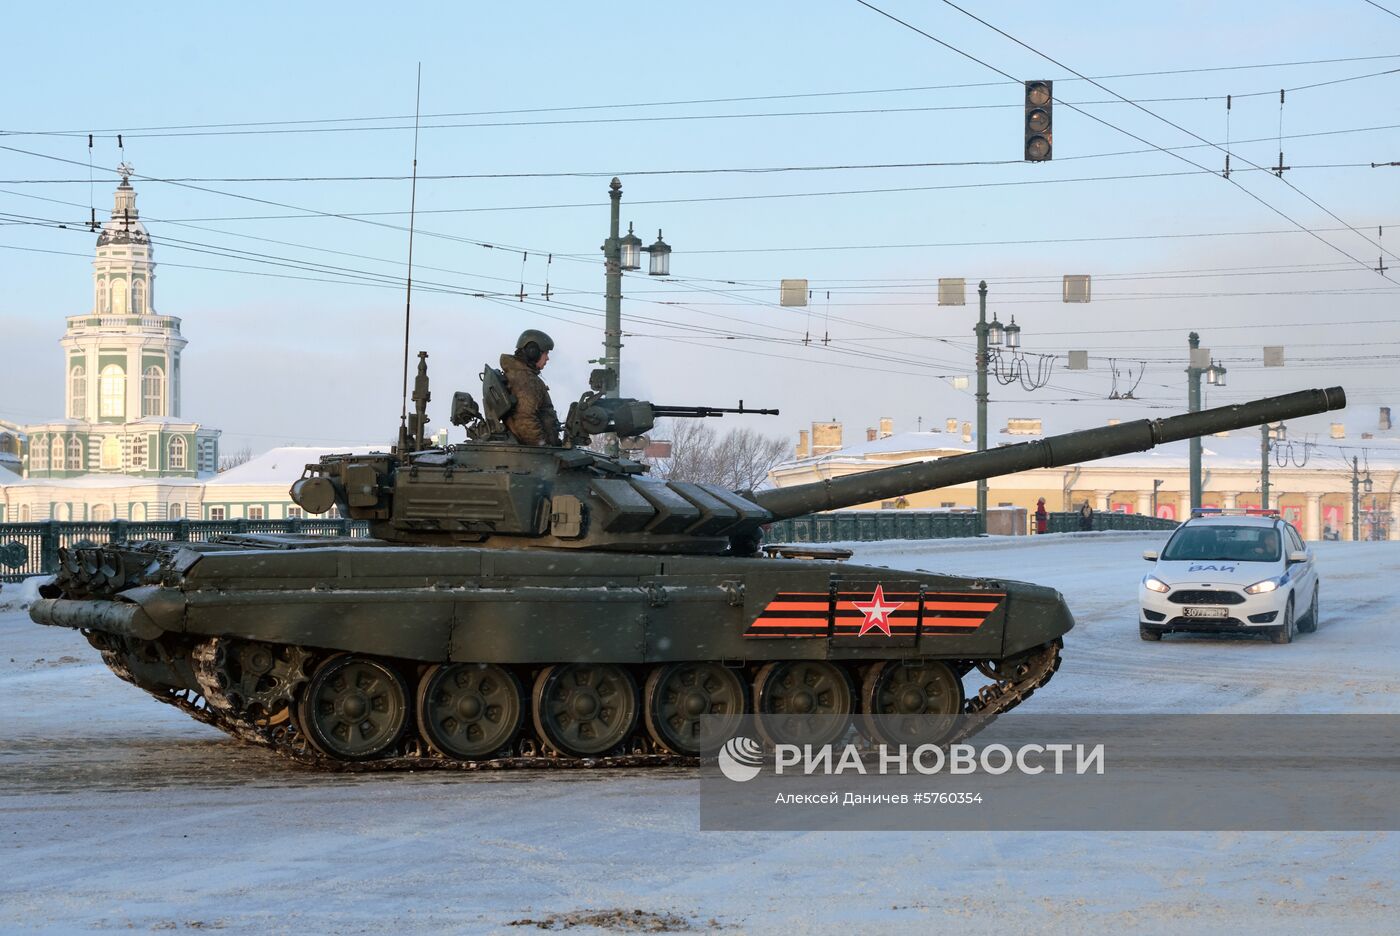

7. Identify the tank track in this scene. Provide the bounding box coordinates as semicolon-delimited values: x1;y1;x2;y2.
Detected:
87;635;1062;773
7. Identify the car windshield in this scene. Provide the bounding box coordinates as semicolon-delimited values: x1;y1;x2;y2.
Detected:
1161;525;1281;563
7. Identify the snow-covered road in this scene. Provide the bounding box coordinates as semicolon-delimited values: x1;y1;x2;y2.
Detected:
1;532;1395;934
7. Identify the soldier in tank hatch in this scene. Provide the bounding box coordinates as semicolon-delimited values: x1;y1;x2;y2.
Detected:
501;329;562;446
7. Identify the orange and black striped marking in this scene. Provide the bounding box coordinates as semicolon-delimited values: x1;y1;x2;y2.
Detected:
745;591;831;637
744;587;1005;638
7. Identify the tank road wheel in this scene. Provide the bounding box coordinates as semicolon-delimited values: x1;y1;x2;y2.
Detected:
753;660;854;748
860;660;965;747
296;654;410;761
532;663;639;757
417;663;525;760
643;662;747;756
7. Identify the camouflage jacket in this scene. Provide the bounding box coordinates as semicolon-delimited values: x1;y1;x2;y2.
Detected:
499;353;561;446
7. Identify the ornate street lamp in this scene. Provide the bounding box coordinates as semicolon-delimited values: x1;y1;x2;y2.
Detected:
1003;315;1022;350
987;313;1004;346
619;222;643;272
642;229;671;277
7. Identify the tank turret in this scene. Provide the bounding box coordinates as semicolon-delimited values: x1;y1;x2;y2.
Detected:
291;357;1344;556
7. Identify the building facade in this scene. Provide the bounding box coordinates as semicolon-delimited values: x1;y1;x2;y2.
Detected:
1;166;219;519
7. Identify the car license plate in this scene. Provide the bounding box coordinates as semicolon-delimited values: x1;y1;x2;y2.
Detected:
1183;607;1228;619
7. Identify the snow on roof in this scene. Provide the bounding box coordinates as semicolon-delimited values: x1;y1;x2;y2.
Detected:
773;430;974;472
206;445;381;486
132;415;205;426
2;472;206;489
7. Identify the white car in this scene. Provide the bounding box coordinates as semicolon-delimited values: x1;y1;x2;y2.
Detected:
1138;510;1319;644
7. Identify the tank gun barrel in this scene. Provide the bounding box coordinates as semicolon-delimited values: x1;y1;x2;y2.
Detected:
566;394;777;444
751;386;1346;521
651;402;780;419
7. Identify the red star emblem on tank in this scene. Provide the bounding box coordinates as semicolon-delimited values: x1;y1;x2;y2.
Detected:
850;584;904;637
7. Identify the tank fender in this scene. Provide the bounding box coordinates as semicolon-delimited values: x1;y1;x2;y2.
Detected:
28;598;163;640
115;584;188;632
1000;585;1075;657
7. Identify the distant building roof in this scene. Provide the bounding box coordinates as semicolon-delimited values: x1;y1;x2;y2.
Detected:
206;445;380;487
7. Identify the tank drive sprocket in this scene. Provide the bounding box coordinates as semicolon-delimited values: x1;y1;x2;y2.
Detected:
192;637;311;721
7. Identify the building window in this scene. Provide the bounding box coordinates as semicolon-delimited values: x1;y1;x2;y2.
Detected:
67;438;83;471
208;506;226;521
49;436;64;469
142;366;164;417
100;365;125;417
31;435;48;471
96;280;108;313
92;504;112;521
169;436;187;469
19;505;30;522
169;503;182;520
100;435;121;469
110;278;127;314
130;435;147;469
132;278;146;314
248;506;265;520
287;506;303;519
70;365;87;419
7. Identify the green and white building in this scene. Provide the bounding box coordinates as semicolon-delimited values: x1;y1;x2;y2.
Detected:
1;167;222;520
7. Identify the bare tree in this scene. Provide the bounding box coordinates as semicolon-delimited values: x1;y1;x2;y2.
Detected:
647;419;789;491
218;446;254;473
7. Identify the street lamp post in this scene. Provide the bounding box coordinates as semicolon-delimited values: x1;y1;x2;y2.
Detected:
1261;424;1271;510
1351;457;1373;541
599;177;671;457
975;281;991;533
1187;332;1204;512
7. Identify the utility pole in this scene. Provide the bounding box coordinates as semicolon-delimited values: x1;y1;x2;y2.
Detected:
1352;457;1361;542
1152;478;1163;518
975;280;989;534
1187;332;1203;511
1260;424;1271;510
602;178;624;447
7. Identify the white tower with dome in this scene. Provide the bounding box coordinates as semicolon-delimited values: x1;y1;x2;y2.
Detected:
11;168;220;505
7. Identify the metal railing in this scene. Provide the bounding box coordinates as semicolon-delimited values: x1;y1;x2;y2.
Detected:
764;509;1177;544
0;519;371;582
764;511;981;543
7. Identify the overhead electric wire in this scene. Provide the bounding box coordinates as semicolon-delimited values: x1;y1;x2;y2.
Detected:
925;0;1400;267
6;53;1397;139
7;122;1396;187
1361;0;1400;21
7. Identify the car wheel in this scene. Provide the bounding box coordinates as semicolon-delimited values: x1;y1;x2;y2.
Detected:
1298;586;1319;634
1139;623;1162;642
1270;598;1295;644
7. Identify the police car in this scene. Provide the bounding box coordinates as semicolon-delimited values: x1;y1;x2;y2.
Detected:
1139;509;1319;644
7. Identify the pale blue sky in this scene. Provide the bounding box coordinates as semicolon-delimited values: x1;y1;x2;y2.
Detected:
2;1;1397;460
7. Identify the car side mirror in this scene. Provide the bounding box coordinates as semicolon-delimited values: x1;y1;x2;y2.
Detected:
1286;550;1308;564
1142;550;1159;561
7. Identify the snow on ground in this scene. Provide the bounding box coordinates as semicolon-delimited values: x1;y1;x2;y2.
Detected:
0;533;1395;934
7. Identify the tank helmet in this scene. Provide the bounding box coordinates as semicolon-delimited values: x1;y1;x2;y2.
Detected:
515;329;555;365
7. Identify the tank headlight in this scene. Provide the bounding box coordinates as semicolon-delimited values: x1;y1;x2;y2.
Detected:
1143;576;1170;593
1244;578;1280;595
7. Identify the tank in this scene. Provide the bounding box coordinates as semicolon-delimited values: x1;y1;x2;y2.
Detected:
29;358;1346;769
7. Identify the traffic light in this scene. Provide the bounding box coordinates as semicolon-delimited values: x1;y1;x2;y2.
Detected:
1024;80;1052;161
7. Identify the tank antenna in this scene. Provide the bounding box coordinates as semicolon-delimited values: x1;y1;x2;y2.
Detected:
397;63;423;452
